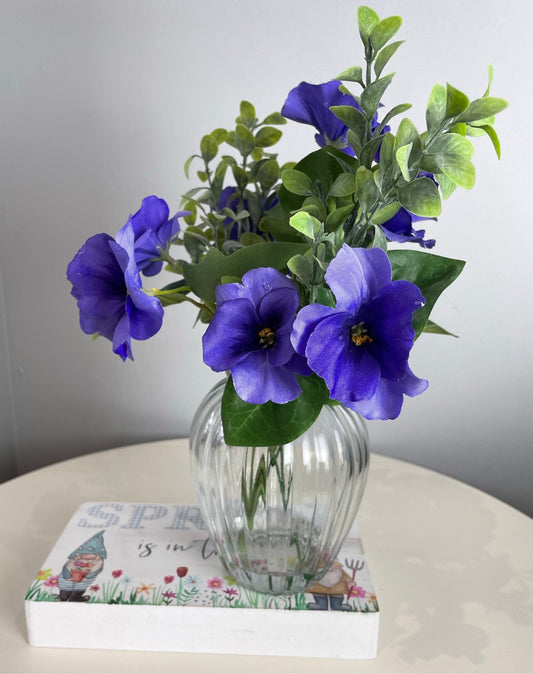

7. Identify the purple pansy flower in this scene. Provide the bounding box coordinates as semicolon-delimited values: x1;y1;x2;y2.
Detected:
291;245;427;419
67;224;164;361
281;80;388;157
380;207;436;249
120;196;189;277
202;267;310;404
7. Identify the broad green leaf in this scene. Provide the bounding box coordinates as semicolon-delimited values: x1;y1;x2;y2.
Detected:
396;142;413;182
281;168;315;196
262;111;287;125
395;117;419;149
316;286;336;307
211;128;227;143
287;253;314;284
358;6;380;48
370;15;402;52
431;133;475;189
255;126;283;148
436;172;457;200
455;97;508;124
398;176;442;217
289;211;321;240
328;172;357;197
240;232;264;246
336;66;364;86
221;374;331;446
239;100;256;126
182;200;197;225
374;40;404;78
234;124;256;157
389;250;465;337
372;200;400;224
360;73;395;118
231;165;248;191
360;135;385;169
356;166;380;212
200;135;218;163
181;242;309;303
446;83;470;118
330;104;367;135
256;158;280;189
426;83;447;135
369;224;388;250
325;204;355;231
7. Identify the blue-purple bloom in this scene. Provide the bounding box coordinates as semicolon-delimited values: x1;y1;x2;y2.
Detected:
120;196;189;277
380;207;436;249
291;245;428;419
67;224;164;361
202;268;310;404
281;80;387;157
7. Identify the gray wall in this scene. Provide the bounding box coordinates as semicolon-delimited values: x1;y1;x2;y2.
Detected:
1;0;532;514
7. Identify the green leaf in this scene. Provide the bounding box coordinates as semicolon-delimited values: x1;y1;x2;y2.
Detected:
358;6;380;48
389;250;465;337
328;172;357;197
184;154;198;179
234;124;256;157
316;286;336;307
281;168;315;196
262;111;287;125
374;40;404;78
436;172;457;200
398;176;442;217
360;135;385;168
240;232;264;246
287;253;314;284
396;142;413;182
200;135;218;163
211;128;227;144
336;66;364;86
255;126;282;148
356;166;379;212
455;97;508;124
221;375;331;446
238;100;256;126
376;102;412;135
360;73;395;118
372;200;400;225
470;123;502;159
289;211;321;240
370;16;402;52
423;319;458;337
430;133;475;189
446;83;469;118
369;224;388;250
181;242;309;303
231;165;248;191
325;204;355;231
256;158;280;189
426;83;447;135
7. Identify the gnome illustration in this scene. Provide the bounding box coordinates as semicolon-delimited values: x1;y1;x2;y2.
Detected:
57;531;106;602
306;560;355;611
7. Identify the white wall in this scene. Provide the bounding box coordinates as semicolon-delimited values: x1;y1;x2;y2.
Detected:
1;0;532;514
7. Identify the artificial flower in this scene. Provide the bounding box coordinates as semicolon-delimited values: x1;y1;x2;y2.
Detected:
121;195;189;276
291;245;427;419
202;267;309;405
67;224;164;361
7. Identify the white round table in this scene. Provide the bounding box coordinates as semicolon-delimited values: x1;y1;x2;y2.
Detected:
1;439;532;673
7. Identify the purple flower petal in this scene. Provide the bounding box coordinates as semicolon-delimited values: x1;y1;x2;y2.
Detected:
232;351;303;405
325;244;392;312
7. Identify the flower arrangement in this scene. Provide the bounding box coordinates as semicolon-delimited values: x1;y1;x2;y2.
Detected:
67;5;506;447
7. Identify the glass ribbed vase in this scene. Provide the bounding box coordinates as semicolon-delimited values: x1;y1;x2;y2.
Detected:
189;379;370;595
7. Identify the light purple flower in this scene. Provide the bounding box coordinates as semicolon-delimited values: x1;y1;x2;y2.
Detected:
291;245;427;419
67;224;164;361
202;268;309;404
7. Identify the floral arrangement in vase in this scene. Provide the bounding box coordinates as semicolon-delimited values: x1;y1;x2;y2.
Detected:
67;4;506;446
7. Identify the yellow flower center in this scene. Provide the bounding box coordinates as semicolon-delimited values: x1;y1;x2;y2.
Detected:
258;327;275;348
351;322;373;347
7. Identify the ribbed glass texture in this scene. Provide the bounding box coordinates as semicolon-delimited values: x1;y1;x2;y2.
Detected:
190;380;370;595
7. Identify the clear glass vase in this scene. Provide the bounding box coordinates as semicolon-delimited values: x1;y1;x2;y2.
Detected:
189;379;370;595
